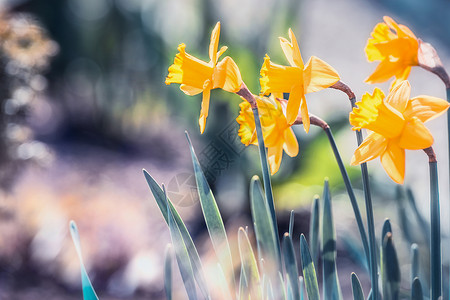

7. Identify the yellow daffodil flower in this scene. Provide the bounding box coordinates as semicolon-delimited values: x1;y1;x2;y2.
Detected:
350;81;449;184
260;29;340;132
165;22;242;133
236;95;298;175
365;16;419;85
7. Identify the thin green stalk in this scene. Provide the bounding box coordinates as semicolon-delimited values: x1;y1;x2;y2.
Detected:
237;84;282;270
323;126;370;269
350;97;379;300
425;149;441;300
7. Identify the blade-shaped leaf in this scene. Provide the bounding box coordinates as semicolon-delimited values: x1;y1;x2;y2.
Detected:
381;219;392;242
322;180;343;300
239;264;249;300
299;276;304;300
238;227;261;299
351;273;364;300
410;243;419;281
382;233;400;300
250;176;281;276
289;210;295;237
186;133;236;290
143;169;210;299
164;244;173;300
411;277;423;300
309;195;320;272
300;234;320;300
69;221;99;300
283;233;300;300
166;186;198;300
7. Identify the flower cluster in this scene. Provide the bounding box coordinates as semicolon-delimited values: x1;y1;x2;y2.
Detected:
166;18;449;182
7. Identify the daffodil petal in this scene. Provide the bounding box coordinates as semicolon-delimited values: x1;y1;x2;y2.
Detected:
199;86;211;134
180;84;203;95
283;128;299;157
279;29;303;68
380;142;405;184
303;56;340;94
404;95;450;123
268;145;283;175
351;132;388;165
213;56;242;93
300;96;310;133
286;84;304;125
217;46;228;60
260;55;302;95
209;22;221;63
365;22;396;62
384;80;410;113
365;59;405;84
397;117;434;150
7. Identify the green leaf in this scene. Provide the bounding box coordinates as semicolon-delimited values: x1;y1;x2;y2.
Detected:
282;233;300;300
322;180;343;300
143;169;210;299
164;244;173;300
186;133;236;291
69;221;99;300
411;277;423;300
351;273;364;300
299;276;304;300
238;227;261;299
382;233;400;300
250;176;281;276
309;195;320;272
166;186;198;300
381;219;392;242
410;243;419;281
239;264;249;300
289;210;295;237
300;234;320;300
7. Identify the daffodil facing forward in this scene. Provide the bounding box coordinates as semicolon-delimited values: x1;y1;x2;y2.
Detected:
165;22;242;133
365;16;419;85
350;81;449;184
237;95;298;175
260;29;340;132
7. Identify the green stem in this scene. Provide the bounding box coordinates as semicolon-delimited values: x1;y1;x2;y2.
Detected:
237;84;281;269
350;97;379;300
323;126;370;269
426;151;441;300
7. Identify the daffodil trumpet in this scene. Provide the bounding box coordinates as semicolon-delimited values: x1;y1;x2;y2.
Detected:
294;113;371;273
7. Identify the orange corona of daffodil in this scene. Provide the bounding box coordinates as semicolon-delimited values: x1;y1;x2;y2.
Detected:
350;80;449;184
260;29;340;132
236;95;298;175
165;22;242;134
365;16;419;85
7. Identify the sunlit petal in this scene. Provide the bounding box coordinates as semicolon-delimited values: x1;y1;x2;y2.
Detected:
404;95;450;123
180;84;203;95
260;55;302;95
397;117;434;150
351;132;388;165
365;59;405;84
279;29;303;68
209;22;221;63
199;85;211;134
384;80;410;113
283;128;299;157
380;142;405;184
303;56;340;94
286;84;304;125
213;56;243;92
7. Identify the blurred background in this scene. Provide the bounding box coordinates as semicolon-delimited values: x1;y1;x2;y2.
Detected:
0;0;450;298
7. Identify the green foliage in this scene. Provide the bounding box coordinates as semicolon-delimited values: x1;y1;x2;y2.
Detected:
300;234;320;300
351;273;364;300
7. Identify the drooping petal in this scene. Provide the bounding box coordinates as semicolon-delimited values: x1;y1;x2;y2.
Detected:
198;84;211;134
283;128;299;157
404;95;450;123
303;56;340;94
351;132;388;165
389;67;411;90
300;96;309;133
286;84;304;125
397;117;434;150
260;55;302;95
213;56;243;93
383;16;410;39
384;80;410;113
267;145;283;175
209;22;221;64
365;58;405;84
380;142;405;184
166;44;214;89
279;29;303;68
180;84;203;95
236;101;257;146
